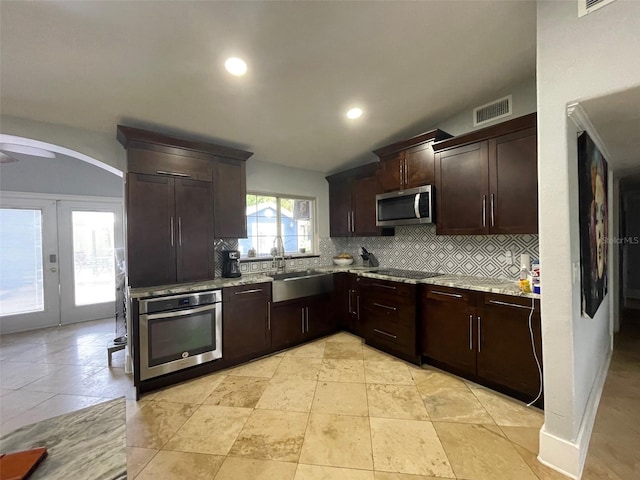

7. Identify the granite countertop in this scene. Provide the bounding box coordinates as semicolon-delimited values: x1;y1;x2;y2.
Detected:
128;274;273;298
128;267;539;300
0;397;126;480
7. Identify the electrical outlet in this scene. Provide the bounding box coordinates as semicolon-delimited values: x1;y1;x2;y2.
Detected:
505;249;514;265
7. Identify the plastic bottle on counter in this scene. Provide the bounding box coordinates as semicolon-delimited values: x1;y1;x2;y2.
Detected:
531;259;540;294
519;265;531;293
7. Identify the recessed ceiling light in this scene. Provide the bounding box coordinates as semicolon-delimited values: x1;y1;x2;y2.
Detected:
346;107;363;119
225;57;247;76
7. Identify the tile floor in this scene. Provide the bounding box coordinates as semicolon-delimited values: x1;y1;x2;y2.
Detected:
0;311;638;479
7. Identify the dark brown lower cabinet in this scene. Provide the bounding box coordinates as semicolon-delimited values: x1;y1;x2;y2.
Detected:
359;277;420;364
270;294;335;351
222;283;272;362
420;285;543;405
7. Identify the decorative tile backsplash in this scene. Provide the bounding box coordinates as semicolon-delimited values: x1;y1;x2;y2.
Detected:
325;225;539;279
221;225;538;280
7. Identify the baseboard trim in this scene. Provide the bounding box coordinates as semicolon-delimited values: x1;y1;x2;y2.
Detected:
538;350;611;478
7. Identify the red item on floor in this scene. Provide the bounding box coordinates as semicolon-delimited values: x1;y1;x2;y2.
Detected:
0;447;47;480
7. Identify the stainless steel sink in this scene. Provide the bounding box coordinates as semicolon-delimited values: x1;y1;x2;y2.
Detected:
271;269;334;303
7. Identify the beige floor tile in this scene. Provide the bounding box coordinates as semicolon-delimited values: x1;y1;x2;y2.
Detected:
364;360;414;385
367;384;429;421
433;421;537;480
0;361;57;389
126;447;158;479
511;444;570;480
420;386;494;424
229;409;309;462
299;413;373;470
586;430;640;479
135;450;225;480
499;425;540;454
164;405;252;455
0;389;55;421
325;332;363;344
273;357;323;381
581;453;625;480
226;355;283;378
471;387;544;427
203;376;269;408
285;341;327;359
41;344;110;366
256;378;317;412
410;367;467;390
324;342;364;360
370;417;453;477
312;381;368;416
318;359;365;383
127;400;200;449
153;373;226;404
214;457;297;480
295;463;374;479
363;346;400;362
373;473;451;480
1;393;110;434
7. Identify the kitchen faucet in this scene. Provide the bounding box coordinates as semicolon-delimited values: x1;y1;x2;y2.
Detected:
272;236;286;273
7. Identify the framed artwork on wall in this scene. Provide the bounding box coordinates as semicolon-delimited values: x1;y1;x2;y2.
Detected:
577;131;608;319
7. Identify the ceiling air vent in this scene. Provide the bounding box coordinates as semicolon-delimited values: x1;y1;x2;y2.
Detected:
578;0;616;17
473;95;512;127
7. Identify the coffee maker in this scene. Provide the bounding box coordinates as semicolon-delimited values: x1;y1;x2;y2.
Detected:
221;250;241;278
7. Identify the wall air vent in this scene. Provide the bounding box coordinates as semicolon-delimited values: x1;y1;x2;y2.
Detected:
473;95;512;127
578;0;616;17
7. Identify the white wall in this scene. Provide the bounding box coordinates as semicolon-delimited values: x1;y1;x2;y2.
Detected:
436;77;537;136
1;115;126;172
536;1;640;477
246;159;330;238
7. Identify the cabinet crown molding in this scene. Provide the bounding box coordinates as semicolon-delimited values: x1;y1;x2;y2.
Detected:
373;129;452;158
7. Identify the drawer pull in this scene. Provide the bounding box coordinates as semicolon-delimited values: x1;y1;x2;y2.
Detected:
234;288;263;295
156;170;191;178
488;299;531;310
373;302;397;311
432;290;462;298
373;283;396;290
374;328;397;339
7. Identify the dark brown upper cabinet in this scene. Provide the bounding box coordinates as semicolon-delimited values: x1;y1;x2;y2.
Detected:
433;113;538;235
373;129;452;192
326;163;390;237
118;126;252;287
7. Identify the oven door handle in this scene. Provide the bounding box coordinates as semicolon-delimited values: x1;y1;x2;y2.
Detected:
143;304;217;320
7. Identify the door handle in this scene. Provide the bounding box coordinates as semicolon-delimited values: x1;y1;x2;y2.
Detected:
351;211;355;232
178;217;183;246
400;163;404;188
469;314;473;350
373;302;397;311
373;283;396;290
170;217;174;247
267;301;271;330
432;290;462;298
356;296;360;320
306;306;309;332
234;288;263;295
50;267;58;273
482;195;487;228
374;328;397;339
348;289;353;314
477;316;482;352
347;212;351;232
301;308;305;333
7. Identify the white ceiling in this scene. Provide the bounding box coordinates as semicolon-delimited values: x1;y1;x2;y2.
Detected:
0;1;537;174
580;86;640;178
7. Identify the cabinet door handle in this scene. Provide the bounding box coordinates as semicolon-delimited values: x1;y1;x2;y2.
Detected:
482;195;487;228
170;217;174;247
306;306;309;332
267;301;271;330
469;314;473;350
400;163;404;187
373;302;397;311
373;283;396;290
301;308;305;333
477;316;482;352
374;328;397;339
178;217;183;246
348;290;353;313
347;212;351;232
490;193;495;227
356;295;360;320
432;290;462;298
488;299;532;310
156;170;191;178
234;288;262;295
351;211;355;232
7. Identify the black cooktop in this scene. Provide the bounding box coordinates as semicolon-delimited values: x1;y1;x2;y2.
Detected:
372;268;443;280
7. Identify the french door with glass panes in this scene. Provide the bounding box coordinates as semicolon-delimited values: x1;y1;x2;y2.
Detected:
0;195;123;334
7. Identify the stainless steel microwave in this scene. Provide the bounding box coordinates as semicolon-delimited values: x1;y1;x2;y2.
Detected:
376;185;433;226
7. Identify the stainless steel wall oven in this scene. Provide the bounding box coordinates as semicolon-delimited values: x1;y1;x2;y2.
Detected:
139;289;222;381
